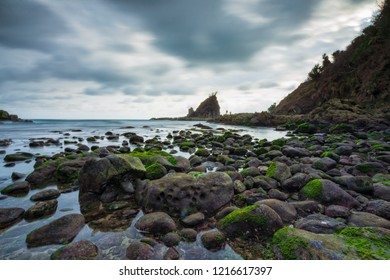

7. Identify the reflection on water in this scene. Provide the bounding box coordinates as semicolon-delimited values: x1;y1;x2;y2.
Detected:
0;119;285;259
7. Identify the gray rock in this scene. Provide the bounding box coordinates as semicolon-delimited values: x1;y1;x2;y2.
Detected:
282;146;311;158
51;240;98;260
348;211;390;229
373;183;390;202
135;212;176;234
139;172;233;216
162;232;181;247
201;230;226;251
1;181;30;196
233;180;246;194
180;228;197;242
335;176;373;194
256;199;297;224
281;173;312;192
312;157;337;172
0;207;25;229
290;201;322;217
266;161;291;183
366;200;390;220
24;200;58;221
30;189;60;201
26;214;85;247
295;214;346;234
215;206;239;220
325;205;350;218
164;247;180;260
268;189;289;200
126;241;154;260
181;212;205;227
11;172;25;180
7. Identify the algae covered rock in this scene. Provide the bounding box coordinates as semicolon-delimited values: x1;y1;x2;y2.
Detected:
135;212;176;235
145;162;167;180
266;161;291;183
272;226;390;260
301;179;359;208
201;230;226;251
51;240;98;260
126;240;154;260
218;204;283;238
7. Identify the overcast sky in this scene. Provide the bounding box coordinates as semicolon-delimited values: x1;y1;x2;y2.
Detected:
0;0;378;119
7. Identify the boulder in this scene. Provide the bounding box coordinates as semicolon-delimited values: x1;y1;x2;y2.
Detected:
256;199;297;224
348;212;390;229
26;214;85;247
201;230;226;251
295;214;346;234
139;172;233;216
352;162;388;176
366;200;390;220
79;155;146;193
4;152;34;162
26;162;58;187
24;200;58;221
301;179;360;208
373;183;390;202
51;240;98;260
0;207;25;229
266;161;291;183
162;232;181;247
334;176;373;194
218;204;283;238
325;205;350;218
30;189;60;201
135;212;176;235
180;228;197;242
281;173;312;192
1;181;30;196
282;146;311;158
181;212;205;227
312;157;337;172
126;241;154;260
290;201;322;217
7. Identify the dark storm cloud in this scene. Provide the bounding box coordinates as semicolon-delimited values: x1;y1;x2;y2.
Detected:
0;0;69;51
106;0;320;64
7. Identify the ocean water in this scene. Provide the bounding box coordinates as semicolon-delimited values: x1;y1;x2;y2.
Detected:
0;119;286;260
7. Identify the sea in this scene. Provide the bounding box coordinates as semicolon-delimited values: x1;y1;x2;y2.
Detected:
0;119;286;260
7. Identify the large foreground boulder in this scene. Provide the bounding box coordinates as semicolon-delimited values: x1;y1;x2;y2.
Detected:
138;172;234;216
79;155;146;193
26;214;85;247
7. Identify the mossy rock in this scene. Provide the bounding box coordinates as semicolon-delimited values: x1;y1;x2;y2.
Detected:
271;138;287;147
130;150;177;166
266;161;291;183
232;147;247;156
145;162;167;180
295;123;316;134
320;151;340;162
329;123;354;133
195;148;210;157
301;179;323;200
218;204;283;238
4;152;34;162
179;141;196;149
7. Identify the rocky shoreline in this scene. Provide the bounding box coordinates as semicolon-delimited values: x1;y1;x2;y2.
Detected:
1;123;390;260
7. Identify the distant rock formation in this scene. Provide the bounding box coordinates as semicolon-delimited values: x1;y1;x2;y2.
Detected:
0;109;31;122
187;92;221;119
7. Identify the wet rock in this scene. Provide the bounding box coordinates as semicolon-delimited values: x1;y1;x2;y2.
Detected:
256;199;297;224
312;157;337;172
162;232;181;247
11;172;25;180
0;207;25;229
348;212;390;229
215;206;239;220
1;181;30;196
281;173;312;192
325;205;350;218
218;204;283;238
351;162;388;176
282;146;310;158
268;189;289;200
334;176;373;194
290;201;322;217
24;200;58;221
366;200;390;220
30;189;60;201
26;161;58;187
373;183;390;202
233;180;246;194
26;214;85;247
79;154;146;193
301;179;360;208
51;240;98;260
334;145;353;156
272;226;390;260
4;152;34;162
145;162;167;180
139;172;233;216
266;161;291;183
295;214;346;234
164;247;180;260
180;228;197;242
181;212;205;227
129;134;144;144
201;230;226;251
126;241;154;260
135;212;176;234
240;167;261;178
56;159;86;184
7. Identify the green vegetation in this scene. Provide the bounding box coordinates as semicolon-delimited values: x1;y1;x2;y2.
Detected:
195;148;210;157
272;227;308;260
145;162;167;180
338;227;390;259
321;151;340;162
218;205;266;229
0;109;10;120
129;150;177;167
296;123;316;134
271;138;286;147
355;163;382;174
266;162;277;178
301;179;323;200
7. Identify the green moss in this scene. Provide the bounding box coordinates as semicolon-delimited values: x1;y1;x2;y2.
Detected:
219;205;265;229
338;227;390;259
129;150;176;166
145;162;167;180
233;147;247;156
194;148;210;157
266;162;277;178
188;171;205;179
371;143;390;151
330;123;354;133
271;138;286;147
321;151;340;162
296;122;316;134
272;227;308;260
254;147;267;156
180;141;195;148
355;163;381;174
301;179;323;200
